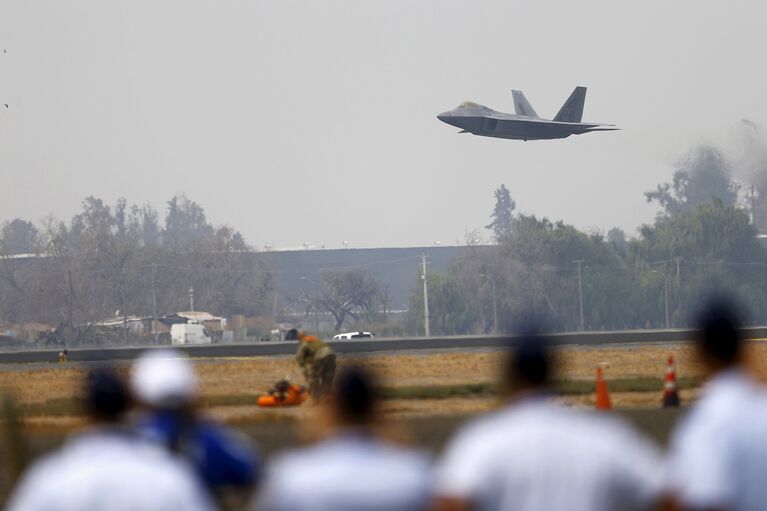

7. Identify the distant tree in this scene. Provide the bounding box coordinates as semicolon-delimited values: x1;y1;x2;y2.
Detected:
138;204;162;247
486;184;516;241
0;195;270;332
645;145;739;216
163;195;214;247
607;227;628;253
38;215;69;257
214;226;248;251
0;219;39;254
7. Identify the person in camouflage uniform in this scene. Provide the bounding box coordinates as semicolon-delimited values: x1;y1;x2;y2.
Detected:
294;331;336;401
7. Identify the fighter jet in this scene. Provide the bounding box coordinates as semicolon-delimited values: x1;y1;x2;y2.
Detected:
437;87;617;141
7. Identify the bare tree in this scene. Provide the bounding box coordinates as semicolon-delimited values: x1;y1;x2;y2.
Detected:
319;269;381;331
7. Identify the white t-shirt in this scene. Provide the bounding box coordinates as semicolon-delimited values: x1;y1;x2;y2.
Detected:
7;428;216;511
666;368;767;510
255;432;432;511
435;397;663;511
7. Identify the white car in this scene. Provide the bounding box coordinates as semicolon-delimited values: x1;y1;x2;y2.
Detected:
333;331;375;340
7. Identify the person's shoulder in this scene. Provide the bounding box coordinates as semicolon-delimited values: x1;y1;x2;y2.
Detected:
269;442;324;470
9;435;204;510
505;402;654;455
447;406;521;452
135;448;217;509
264;442;328;487
375;440;432;468
552;405;645;440
5;451;69;510
130;439;212;492
674;375;756;441
14;447;67;489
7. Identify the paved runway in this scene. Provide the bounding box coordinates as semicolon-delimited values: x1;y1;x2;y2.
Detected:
2;327;766;365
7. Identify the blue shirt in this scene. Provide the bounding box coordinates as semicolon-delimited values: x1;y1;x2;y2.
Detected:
140;411;260;490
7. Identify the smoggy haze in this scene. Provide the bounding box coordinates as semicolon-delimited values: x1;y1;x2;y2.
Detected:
1;1;766;249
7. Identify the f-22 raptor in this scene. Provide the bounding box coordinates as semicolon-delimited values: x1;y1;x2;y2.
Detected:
437;87;617;141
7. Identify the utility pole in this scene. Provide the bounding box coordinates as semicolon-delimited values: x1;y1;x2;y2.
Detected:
188;287;195;312
313;284;319;333
67;270;74;326
652;267;671;329
664;265;670;329
300;276;320;332
751;185;758;231
151;264;158;341
421;254;430;337
480;274;498;334
573;260;585;332
675;257;681;322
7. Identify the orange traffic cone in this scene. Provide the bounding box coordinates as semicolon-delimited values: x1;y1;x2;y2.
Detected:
595;367;612;410
662;356;680;408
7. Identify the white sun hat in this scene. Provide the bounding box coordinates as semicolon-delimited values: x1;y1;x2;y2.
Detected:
131;349;199;407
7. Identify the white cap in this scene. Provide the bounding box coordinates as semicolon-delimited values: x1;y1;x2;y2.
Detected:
131;349;198;407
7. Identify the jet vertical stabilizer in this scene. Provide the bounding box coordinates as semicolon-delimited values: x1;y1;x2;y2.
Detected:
553;86;586;123
512;90;538;118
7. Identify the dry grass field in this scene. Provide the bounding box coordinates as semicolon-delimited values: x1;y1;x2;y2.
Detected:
4;342;767;427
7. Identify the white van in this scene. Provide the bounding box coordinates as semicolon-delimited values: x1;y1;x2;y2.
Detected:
333;331;374;340
171;323;212;345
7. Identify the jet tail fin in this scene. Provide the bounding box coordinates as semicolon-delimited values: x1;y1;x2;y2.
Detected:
553;86;586;123
512;90;538;118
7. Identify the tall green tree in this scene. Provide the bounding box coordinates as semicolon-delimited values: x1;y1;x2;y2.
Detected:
407;271;480;335
486;184;516;241
630;200;767;325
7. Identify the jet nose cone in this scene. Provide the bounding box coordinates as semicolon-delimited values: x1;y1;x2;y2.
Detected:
437;111;452;122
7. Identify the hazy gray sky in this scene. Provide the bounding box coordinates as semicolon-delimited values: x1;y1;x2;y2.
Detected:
2;1;766;249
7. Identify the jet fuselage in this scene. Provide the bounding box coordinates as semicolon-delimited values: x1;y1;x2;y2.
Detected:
437;105;612;141
437;88;617;141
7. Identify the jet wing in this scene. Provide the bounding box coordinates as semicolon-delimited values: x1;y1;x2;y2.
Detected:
583;126;620;131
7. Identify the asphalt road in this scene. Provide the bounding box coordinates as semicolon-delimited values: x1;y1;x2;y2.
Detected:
1;327;766;364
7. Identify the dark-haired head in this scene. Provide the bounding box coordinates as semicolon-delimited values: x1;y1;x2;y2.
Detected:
504;329;552;393
696;297;743;369
85;368;129;423
333;366;377;426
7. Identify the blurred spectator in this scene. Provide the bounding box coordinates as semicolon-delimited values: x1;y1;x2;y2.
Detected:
666;297;767;510
6;368;215;511
254;366;431;511
434;332;664;511
131;349;260;493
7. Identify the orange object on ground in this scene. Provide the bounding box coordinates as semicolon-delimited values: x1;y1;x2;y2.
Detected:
258;384;308;407
595;367;612;410
662;356;680;408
